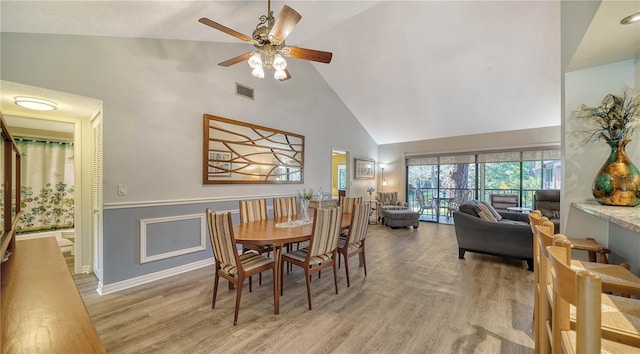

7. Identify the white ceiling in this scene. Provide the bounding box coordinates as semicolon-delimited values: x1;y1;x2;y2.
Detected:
1;0;638;144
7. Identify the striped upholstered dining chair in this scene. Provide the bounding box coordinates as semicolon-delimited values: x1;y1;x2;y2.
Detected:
337;203;370;287
239;199;268;223
239;199;271;255
280;206;343;310
338;196;362;237
206;209;274;325
339;196;362;213
272;197;297;219
239;199;273;284
273;196;303;253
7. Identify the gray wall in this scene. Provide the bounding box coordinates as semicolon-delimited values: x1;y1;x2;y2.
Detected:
1;33;378;285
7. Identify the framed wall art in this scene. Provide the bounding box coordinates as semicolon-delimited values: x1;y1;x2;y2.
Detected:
354;158;375;180
203;114;305;184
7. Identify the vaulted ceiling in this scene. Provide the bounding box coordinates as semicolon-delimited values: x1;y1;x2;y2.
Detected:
1;1;639;144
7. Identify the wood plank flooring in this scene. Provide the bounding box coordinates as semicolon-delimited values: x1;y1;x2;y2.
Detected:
75;222;535;353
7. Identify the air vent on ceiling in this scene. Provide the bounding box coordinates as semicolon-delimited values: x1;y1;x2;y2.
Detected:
235;83;254;100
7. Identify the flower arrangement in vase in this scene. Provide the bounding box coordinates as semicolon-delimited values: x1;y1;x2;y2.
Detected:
298;188;314;222
366;187;375;201
577;88;640;206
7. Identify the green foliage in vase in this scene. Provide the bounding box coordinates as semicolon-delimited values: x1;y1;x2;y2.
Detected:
578;89;640;143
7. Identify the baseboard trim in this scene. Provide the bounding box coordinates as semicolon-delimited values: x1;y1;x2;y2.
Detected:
97;258;214;295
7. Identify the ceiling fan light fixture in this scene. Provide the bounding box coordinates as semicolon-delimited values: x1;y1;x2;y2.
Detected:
14;96;57;111
248;52;263;68
274;69;287;80
620;11;640;24
273;54;287;70
251;66;265;79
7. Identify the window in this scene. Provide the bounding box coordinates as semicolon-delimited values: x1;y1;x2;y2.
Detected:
406;147;560;223
337;164;346;190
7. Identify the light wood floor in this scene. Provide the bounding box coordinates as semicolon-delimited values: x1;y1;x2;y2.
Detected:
75;222;535;353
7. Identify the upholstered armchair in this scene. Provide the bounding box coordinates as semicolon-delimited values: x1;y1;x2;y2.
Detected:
376;192;407;221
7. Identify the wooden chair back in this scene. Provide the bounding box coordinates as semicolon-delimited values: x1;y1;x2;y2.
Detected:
530;209;544;351
547;240;602;354
206;209;239;270
273;197;297;218
308;206;343;259
528;210;543;235
239;199;268;223
340;197;362;213
534;217;555;354
536;219;555;252
346;203;370;245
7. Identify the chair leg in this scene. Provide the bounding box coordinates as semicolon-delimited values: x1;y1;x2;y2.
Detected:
249;275;252;292
338;252;341;268
344;253;351;287
305;272;313;310
233;275;244;326
361;248;367;277
212;272;220;309
332;261;339;295
280;258;285;296
259;272;262;286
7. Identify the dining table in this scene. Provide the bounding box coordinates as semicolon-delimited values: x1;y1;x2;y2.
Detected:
233;211;352;314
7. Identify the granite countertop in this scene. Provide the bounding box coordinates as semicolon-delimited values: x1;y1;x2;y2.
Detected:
572;201;640;233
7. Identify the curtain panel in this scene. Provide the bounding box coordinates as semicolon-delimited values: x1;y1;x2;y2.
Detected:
16;139;75;233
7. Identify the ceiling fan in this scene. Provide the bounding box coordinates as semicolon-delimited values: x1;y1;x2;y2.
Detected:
199;0;333;81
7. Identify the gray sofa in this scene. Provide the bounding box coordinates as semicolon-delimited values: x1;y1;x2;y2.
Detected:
453;201;533;270
534;189;560;233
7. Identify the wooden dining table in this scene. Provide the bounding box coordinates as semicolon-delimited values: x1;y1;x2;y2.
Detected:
233;212;352;314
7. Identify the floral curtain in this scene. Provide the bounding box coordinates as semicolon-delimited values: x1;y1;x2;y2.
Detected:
16;139;75;233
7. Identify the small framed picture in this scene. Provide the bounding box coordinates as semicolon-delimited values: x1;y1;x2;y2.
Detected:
354;158;375;180
208;150;232;177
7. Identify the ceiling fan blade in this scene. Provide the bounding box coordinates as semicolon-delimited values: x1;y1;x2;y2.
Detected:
269;5;302;45
286;47;333;64
278;69;292;81
218;52;253;67
199;18;252;43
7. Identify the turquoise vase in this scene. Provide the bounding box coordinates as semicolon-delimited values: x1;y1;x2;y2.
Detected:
592;139;640;206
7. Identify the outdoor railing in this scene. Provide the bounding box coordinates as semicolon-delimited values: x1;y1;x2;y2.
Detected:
408;187;539;218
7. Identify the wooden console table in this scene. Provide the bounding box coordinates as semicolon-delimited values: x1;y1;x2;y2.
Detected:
1;238;104;353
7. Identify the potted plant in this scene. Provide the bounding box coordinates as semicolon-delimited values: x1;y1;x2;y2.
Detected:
577;89;640;206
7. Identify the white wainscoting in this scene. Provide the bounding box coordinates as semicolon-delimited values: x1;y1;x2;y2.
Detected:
139;213;206;264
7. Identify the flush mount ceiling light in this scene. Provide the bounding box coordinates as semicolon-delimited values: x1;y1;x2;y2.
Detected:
14;96;57;111
620;11;640;24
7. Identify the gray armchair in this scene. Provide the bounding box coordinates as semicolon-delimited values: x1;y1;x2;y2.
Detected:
534;189;560;233
453;201;533;270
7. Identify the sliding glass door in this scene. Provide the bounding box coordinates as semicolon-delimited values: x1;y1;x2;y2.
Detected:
406;148;561;224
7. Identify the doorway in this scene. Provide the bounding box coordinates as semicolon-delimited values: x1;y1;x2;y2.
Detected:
332;149;348;199
1;81;103;276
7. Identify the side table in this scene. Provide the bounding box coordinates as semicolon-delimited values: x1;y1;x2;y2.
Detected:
506;206;531;214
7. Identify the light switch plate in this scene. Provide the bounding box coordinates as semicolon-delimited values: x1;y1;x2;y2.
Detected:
117;184;127;196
